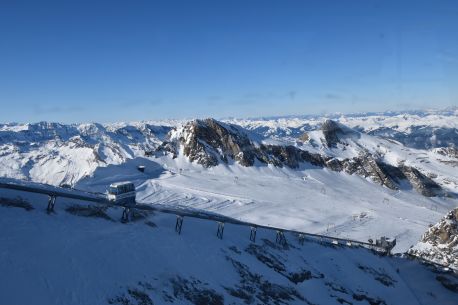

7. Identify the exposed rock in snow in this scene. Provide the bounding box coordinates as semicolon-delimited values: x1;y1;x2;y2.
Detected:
436;147;458;159
400;166;444;197
298;132;309;143
179;118;256;167
408;208;458;269
321;119;358;148
341;153;398;190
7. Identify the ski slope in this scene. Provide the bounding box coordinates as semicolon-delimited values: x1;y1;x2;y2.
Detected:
70;154;455;253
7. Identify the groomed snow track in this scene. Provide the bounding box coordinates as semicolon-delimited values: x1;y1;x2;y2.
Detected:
1;180;456;274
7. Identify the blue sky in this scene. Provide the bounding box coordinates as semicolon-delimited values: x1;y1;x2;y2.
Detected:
0;0;457;123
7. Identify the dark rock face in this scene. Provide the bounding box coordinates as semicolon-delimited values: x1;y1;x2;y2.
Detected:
177;119;256;167
257;145;309;168
376;163;444;197
321;119;359;148
340;154;398;190
325;158;343;171
155;141;177;158
436;147;458;159
400;166;443;197
158;118;444;197
377;163;407;183
321;120;343;148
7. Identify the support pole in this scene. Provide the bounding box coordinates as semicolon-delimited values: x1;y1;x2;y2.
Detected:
298;233;305;245
276;230;286;246
121;207;130;222
47;195;56;212
216;222;224;239
249;226;257;243
175;215;183;234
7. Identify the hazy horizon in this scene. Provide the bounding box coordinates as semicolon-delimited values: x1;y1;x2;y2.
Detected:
1;105;457;126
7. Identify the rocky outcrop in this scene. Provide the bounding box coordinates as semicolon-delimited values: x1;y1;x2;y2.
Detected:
257;145;323;168
408;208;458;270
298;132;309;142
376;163;444;196
166;119;257;167
400;166;443;197
436;147;458;159
340;154;398;190
321;119;359;148
321;120;342;148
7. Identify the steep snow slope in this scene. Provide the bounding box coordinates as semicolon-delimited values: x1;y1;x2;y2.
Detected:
1;189;457;305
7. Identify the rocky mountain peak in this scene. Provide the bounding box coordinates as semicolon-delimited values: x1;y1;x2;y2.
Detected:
173;118;256;167
321;119;358;147
408;208;458;269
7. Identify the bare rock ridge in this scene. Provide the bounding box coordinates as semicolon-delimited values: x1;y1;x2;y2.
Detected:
321;119;359;148
158;118;444;197
408;208;458;270
182;119;256;167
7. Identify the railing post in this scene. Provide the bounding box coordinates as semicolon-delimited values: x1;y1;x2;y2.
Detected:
276;230;286;246
47;195;56;212
298;233;305;245
121;207;130;222
249;226;257;242
216;222;224;239
175;215;183;234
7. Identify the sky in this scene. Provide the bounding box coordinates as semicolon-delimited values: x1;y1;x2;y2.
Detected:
0;0;457;123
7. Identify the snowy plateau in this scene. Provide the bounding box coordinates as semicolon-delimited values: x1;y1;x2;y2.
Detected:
1;108;458;305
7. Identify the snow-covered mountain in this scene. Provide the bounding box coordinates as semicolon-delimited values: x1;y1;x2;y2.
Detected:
1;187;457;305
1;109;458;257
227;107;458;146
160;118;447;197
0;121;173;185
